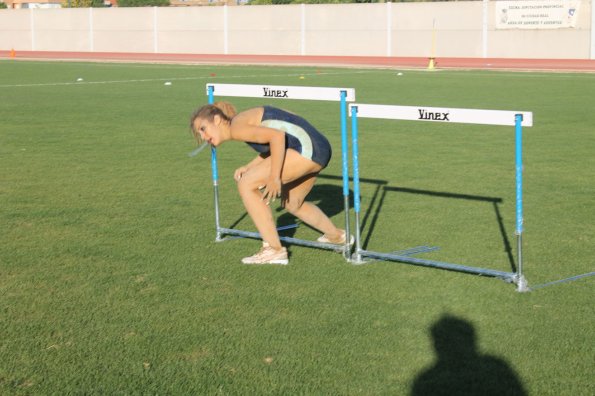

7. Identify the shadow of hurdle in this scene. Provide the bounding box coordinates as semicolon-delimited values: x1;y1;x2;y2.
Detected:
224;173;388;241
222;173;515;274
367;185;516;273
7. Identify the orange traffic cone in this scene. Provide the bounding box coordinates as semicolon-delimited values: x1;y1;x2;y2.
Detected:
9;49;16;58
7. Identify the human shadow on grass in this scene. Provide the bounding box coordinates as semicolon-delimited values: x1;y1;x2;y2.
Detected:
367;186;516;272
411;315;527;396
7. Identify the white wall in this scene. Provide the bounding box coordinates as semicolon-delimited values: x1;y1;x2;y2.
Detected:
0;1;592;60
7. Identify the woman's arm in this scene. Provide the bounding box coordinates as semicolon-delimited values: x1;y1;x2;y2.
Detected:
230;110;286;201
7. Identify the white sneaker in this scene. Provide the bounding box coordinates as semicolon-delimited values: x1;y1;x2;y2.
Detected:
316;230;354;245
242;246;288;265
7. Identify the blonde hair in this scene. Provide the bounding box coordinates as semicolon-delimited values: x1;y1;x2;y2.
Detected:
189;101;237;143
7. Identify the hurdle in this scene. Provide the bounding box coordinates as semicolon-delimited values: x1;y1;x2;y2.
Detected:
349;103;533;292
205;83;356;257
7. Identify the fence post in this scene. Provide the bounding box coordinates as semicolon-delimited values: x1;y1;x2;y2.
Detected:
482;0;488;58
591;0;595;59
301;3;306;56
223;4;228;55
153;6;158;53
386;1;392;57
30;8;35;51
89;7;94;52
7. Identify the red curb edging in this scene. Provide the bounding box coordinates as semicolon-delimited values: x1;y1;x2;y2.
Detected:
2;50;595;72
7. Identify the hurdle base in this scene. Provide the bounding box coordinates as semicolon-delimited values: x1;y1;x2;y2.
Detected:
217;227;346;252
514;274;530;293
356;249;517;282
349;245;440;265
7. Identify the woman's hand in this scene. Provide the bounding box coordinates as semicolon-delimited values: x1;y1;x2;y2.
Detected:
261;177;282;204
234;166;249;182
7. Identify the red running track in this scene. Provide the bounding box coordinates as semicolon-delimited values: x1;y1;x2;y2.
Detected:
2;50;595;72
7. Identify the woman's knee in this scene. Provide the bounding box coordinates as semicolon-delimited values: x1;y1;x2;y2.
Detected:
283;197;304;215
236;176;259;197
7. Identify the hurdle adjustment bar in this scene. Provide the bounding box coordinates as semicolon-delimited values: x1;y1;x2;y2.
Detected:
351;246;441;265
217;228;345;252
357;250;516;281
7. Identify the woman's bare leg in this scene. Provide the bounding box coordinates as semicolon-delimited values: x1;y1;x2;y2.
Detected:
238;150;320;249
236;150;326;249
282;174;343;241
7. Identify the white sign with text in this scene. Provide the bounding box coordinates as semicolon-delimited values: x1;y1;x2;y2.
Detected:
496;0;581;29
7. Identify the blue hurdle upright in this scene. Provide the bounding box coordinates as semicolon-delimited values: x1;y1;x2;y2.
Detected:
205;83;356;258
349;103;533;292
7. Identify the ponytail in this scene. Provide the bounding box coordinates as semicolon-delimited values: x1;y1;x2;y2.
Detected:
213;101;237;121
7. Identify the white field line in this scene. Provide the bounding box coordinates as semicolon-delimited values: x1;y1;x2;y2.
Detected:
4;66;590;89
0;70;373;89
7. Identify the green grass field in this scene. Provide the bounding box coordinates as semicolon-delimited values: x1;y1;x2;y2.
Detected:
1;60;593;395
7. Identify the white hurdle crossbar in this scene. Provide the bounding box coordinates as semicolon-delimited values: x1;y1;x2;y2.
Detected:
349;103;533;292
206;83;356;257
